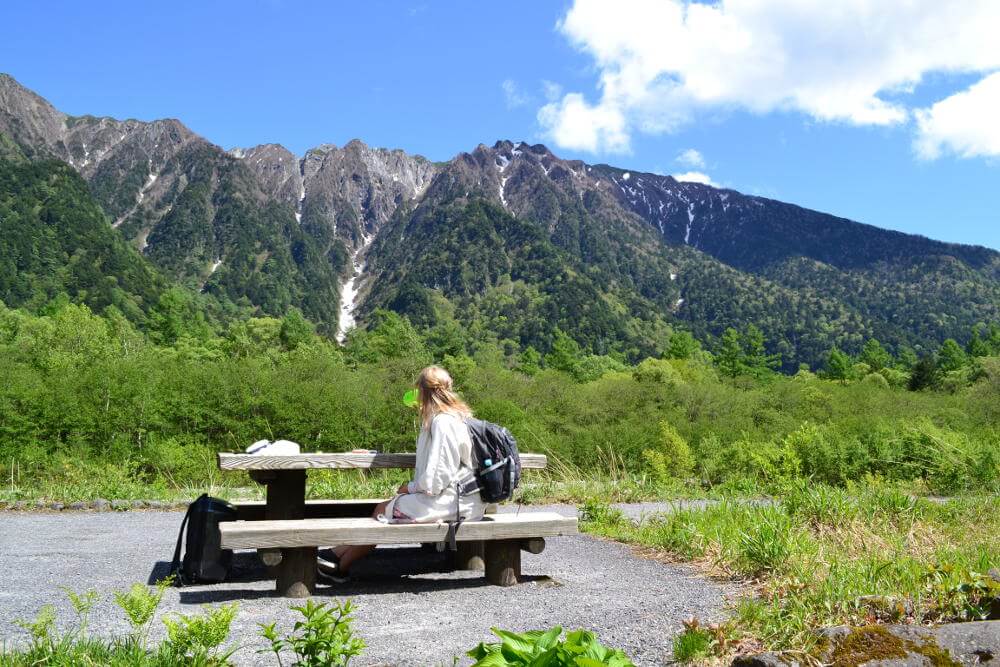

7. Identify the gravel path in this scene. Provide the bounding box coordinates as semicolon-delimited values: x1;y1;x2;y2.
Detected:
0;504;734;666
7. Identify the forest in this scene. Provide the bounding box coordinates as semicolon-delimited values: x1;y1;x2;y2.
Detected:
1;299;997;503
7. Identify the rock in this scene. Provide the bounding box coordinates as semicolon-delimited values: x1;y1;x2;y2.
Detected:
130;499;146;509
737;622;1000;667
49;502;65;511
110;500;129;511
146;500;166;509
857;595;914;620
732;652;800;667
68;501;87;511
92;498;110;511
934;621;1000;664
13;500;28;511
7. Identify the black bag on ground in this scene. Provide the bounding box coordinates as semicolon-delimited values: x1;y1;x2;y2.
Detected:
465;418;521;503
168;494;237;586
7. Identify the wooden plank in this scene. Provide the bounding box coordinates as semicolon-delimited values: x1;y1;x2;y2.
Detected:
220;512;578;550
235;499;385;521
218;452;548;471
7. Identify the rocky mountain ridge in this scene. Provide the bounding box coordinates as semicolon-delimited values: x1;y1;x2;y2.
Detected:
2;72;998;365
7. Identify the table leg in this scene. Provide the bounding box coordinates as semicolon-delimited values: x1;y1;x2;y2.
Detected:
485;539;521;586
266;470;315;598
454;541;486;570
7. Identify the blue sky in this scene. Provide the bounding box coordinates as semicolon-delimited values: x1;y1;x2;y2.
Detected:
2;0;998;249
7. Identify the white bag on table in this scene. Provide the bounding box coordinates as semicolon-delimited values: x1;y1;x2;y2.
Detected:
246;439;301;456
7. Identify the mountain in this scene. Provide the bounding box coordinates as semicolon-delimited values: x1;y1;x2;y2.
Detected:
0;73;345;331
2;73;998;366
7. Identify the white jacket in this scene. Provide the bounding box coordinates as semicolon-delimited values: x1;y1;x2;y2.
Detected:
390;412;487;523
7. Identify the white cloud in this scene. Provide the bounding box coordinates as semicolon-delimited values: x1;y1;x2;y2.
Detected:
502;79;530;109
539;0;1000;155
914;72;1000;159
676;148;705;169
536;92;630;153
541;80;563;102
672;171;717;186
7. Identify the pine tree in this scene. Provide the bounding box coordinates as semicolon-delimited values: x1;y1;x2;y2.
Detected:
545;329;582;375
825;346;853;383
742;324;781;376
716;328;744;378
859;338;892;371
985;323;1000;355
908;355;940;391
966;328;990;358
937;339;967;372
665;330;701;360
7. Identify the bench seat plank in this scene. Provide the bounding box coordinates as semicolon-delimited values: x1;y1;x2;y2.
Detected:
234;499;385;521
218;452;547;471
220;512;577;550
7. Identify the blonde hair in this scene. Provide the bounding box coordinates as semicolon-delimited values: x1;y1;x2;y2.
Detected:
416;366;472;429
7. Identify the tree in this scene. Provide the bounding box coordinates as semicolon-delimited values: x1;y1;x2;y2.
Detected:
742;324;781;377
825;346;853;383
967;328;991;358
908;355;939;391
859;338;892;371
516;346;542;376
716;328;744;378
279;308;315;351
664;330;701;360
896;346;918;370
936;339;967;373
545;329;582;376
988;324;1000;355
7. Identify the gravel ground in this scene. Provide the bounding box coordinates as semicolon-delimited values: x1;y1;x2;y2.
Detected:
0;504;735;666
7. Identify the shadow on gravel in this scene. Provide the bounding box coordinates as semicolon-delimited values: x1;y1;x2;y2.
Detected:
152;546;551;604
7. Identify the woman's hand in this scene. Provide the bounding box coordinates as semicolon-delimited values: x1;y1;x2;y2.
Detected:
397;483;410;495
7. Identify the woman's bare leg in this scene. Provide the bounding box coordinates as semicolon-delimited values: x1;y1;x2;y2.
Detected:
333;501;389;574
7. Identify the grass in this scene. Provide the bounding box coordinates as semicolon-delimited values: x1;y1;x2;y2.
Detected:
581;482;1000;660
1;450;722;507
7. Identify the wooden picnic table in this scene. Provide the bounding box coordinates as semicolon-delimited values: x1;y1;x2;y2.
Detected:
216;451;548;596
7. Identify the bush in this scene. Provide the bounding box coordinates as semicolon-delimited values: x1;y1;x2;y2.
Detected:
468;627;634;666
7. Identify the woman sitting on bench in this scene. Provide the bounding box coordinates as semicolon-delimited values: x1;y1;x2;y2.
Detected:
317;365;486;583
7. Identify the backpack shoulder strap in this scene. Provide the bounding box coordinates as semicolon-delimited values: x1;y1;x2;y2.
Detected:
168;494;204;587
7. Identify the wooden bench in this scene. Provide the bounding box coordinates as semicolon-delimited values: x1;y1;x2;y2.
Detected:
220;511;577;592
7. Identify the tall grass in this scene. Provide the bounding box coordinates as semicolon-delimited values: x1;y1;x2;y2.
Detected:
581;486;1000;653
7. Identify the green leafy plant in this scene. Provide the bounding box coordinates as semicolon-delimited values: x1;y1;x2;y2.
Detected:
467;626;635;666
259;599;365;667
62;586;99;639
162;602;239;663
15;603;57;653
113;578;171;648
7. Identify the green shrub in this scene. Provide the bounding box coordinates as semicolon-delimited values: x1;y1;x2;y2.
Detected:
732;508;796;576
162;603;238;663
643;420;695;482
259;599;365;667
468;627;634;666
672;626;713;662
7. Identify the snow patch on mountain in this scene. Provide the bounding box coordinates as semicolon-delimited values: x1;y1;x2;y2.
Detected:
337;234;374;343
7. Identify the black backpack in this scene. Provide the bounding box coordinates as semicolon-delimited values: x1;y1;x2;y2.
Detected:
465;418;521;503
168;494;238;586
